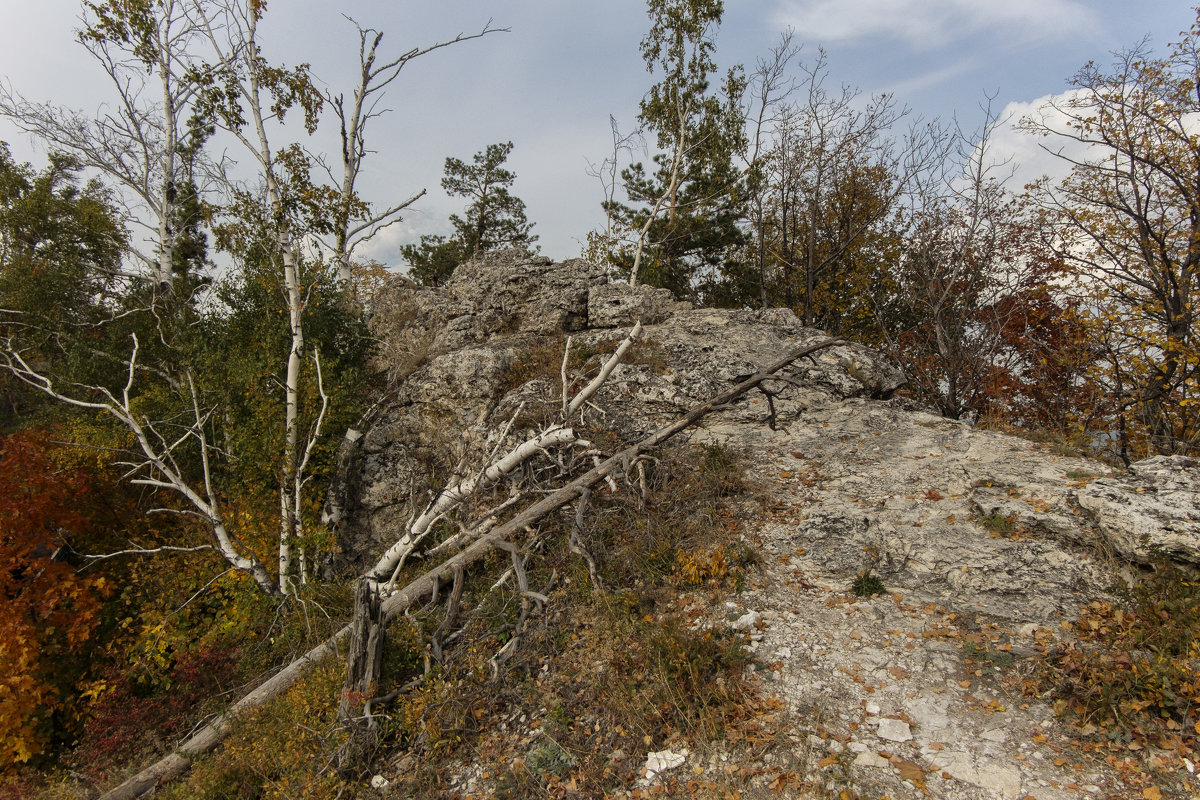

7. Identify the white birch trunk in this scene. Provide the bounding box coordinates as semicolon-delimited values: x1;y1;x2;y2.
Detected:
367;426;579;586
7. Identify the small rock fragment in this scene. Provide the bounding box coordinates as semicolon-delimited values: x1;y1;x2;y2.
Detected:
733;610;761;630
854;751;891;768
641;748;688;785
876;717;913;742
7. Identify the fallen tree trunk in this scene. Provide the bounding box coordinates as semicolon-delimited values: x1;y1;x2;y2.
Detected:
99;335;843;800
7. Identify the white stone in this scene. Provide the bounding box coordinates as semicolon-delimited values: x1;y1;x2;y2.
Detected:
933;751;1023;799
853;751;891;769
370;775;390;789
876;718;913;742
733;610;761;630
864;701;881;716
906;695;951;736
641;748;688;785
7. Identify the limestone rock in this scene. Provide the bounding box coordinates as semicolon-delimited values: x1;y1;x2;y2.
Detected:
640;748;688;784
445;249;606;335
931;751;1024;799
335;257;904;570
1077;455;1200;566
587;282;691;328
875;718;913;742
853;750;891;768
336;253;1200;604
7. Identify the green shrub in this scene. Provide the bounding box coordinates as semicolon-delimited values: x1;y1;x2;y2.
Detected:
852;572;886;597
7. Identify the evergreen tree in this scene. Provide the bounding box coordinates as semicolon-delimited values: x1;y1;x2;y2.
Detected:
400;234;468;288
403;141;537;286
444;141;537;255
605;0;746;299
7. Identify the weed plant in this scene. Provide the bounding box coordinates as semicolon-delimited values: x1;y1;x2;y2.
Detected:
851;572;886;597
1035;561;1200;751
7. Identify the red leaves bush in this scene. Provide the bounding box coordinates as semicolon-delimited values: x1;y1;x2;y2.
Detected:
72;643;239;777
0;431;107;769
72;642;238;777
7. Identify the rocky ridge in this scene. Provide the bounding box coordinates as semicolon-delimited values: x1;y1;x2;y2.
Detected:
341;250;1200;799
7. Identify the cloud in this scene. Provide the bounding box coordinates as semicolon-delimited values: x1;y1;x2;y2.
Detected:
886;61;977;99
772;0;1099;49
969;91;1099;192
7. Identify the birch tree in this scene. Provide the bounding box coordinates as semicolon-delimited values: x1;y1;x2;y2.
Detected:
189;0;332;595
0;0;211;293
607;0;747;295
0;143;283;594
321;17;503;285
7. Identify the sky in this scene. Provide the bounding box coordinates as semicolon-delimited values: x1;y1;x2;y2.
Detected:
0;0;1197;267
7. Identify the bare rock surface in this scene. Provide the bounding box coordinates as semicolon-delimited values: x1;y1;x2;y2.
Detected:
1077;455;1200;566
712;405;1129;799
348;254;1200;798
587;281;691;328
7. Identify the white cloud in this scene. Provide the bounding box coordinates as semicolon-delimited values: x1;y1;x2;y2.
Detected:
983;91;1099;193
886;61;977;99
772;0;1099;49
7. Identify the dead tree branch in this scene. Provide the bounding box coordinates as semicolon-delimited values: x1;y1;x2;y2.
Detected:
97;335;842;800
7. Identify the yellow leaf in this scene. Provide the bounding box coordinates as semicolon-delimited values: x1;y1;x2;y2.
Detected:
1142;787;1162;800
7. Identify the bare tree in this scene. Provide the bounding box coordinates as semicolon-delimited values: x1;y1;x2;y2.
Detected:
321;17;505;285
583;115;643;269
740;30;801;307
0;334;280;594
0;0;211;291
889;97;1047;420
759;49;945;329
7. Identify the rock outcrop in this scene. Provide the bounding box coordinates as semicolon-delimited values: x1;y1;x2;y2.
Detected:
341;248;1200;583
337;249;905;567
1077;455;1200;566
335;250;1200;800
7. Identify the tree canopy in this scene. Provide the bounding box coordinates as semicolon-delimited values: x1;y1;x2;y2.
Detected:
403;141;536;286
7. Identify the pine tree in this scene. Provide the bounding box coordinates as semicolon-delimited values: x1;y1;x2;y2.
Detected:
403;141;537;286
605;0;746;299
444;141;537;256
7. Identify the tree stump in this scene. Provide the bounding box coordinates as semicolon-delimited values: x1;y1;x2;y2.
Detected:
337;578;386;772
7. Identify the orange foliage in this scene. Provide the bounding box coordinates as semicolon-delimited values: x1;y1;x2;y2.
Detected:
0;431;108;769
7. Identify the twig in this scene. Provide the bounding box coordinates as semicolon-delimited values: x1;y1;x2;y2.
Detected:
79;544;215;560
568;486;604;591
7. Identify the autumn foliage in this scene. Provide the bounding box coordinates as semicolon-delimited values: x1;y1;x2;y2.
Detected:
1037;563;1199;760
0;432;108;769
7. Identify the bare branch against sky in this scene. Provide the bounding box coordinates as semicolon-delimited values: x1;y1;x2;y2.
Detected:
0;0;1194;265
